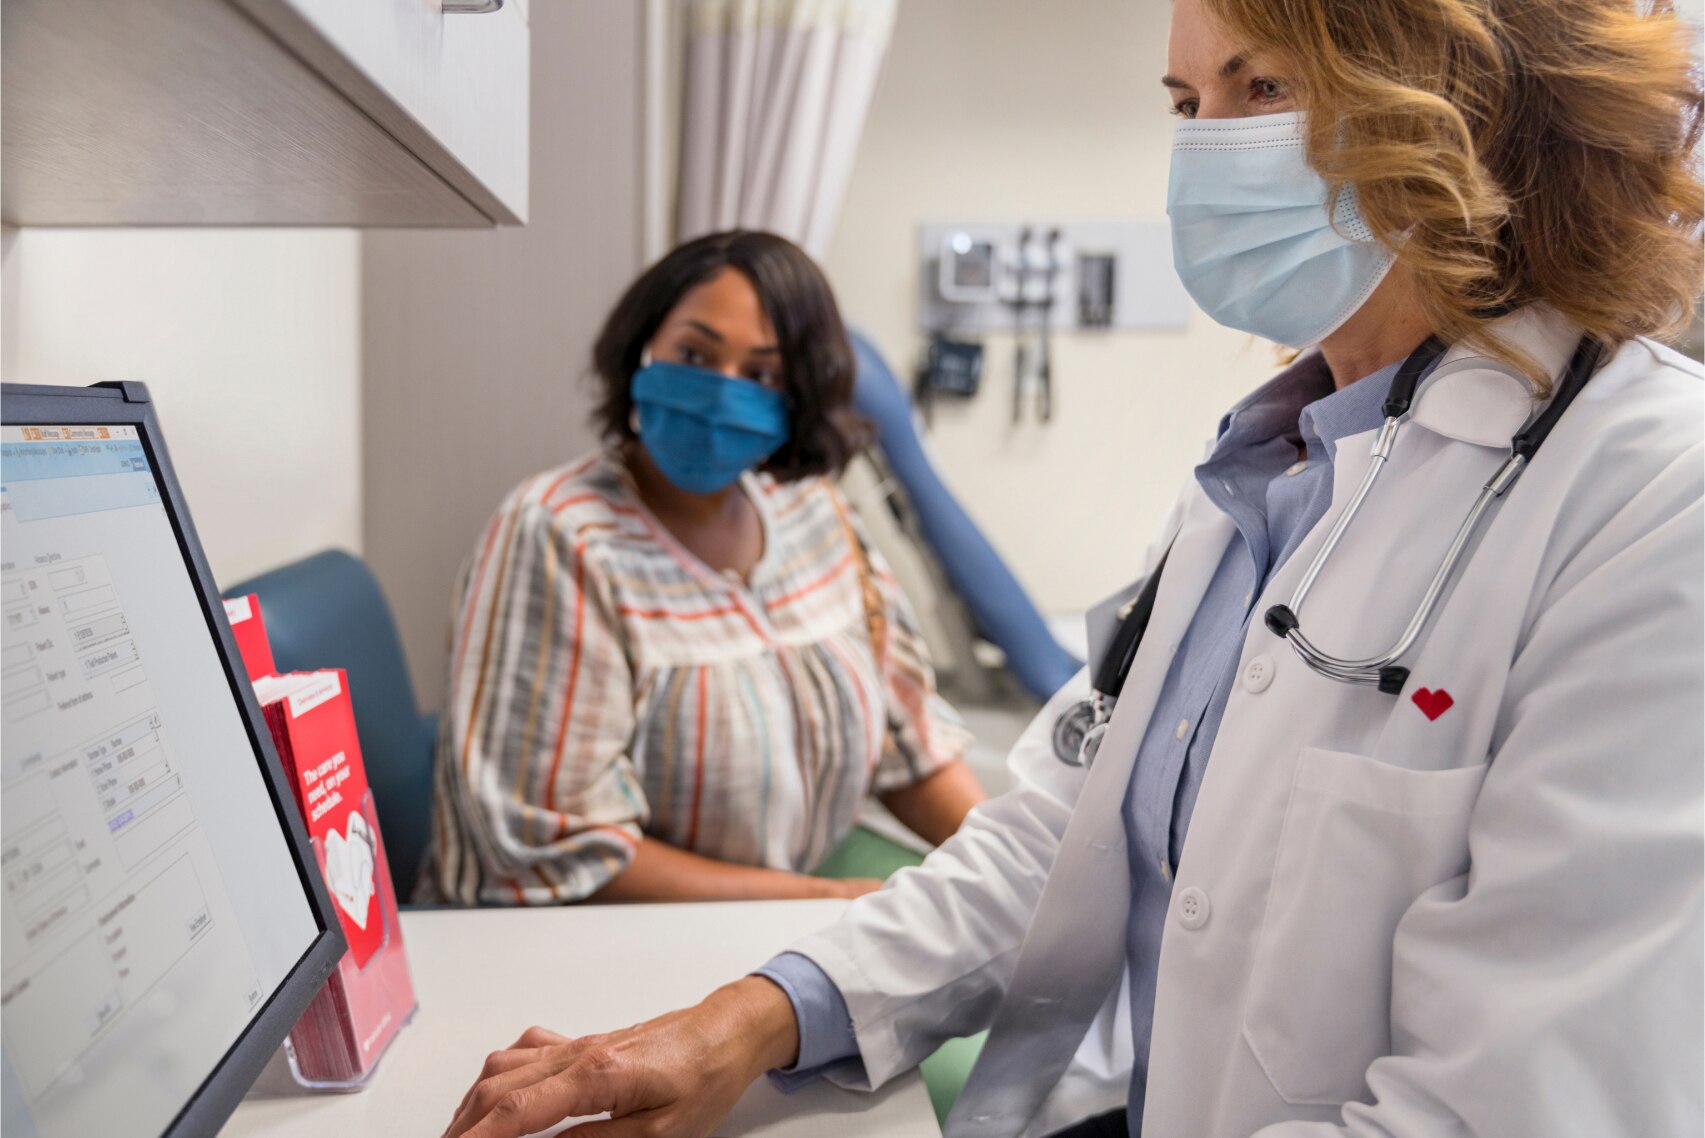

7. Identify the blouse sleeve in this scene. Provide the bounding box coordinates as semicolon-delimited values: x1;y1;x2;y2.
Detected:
433;497;646;905
836;497;972;794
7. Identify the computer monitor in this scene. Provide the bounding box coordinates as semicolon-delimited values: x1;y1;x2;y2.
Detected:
0;382;346;1138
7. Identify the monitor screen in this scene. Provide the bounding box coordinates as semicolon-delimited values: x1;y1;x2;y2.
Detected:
1;422;324;1138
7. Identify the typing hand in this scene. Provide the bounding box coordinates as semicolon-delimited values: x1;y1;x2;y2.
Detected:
441;976;800;1138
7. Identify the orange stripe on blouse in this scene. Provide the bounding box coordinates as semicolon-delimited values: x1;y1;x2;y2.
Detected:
821;634;881;775
568;520;623;544
513;534;559;843
552;490;642;518
609;487;774;648
459;491;529;777
538;454;601;510
727;594;774;645
617;602;742;622
766;549;856;610
451;511;506;701
532;866;560;901
543;541;591;813
768;488;813;519
593;823;639;850
548;491;603;515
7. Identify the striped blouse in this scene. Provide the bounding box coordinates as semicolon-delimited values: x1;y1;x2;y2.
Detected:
423;450;969;905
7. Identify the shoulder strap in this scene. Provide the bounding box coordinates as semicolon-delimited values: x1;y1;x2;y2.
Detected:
828;493;888;667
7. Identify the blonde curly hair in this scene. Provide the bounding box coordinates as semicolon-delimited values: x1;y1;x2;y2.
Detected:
1206;0;1704;389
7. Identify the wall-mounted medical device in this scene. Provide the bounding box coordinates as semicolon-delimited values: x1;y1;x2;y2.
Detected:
918;221;1188;334
1076;252;1117;328
937;232;1001;303
920;334;984;399
918;222;1190;426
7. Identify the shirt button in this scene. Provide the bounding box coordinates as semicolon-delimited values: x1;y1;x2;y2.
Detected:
1159;857;1172;882
1174;717;1190;740
1242;590;1253;609
1176;886;1211;930
1243;655;1275;693
1284;460;1308;477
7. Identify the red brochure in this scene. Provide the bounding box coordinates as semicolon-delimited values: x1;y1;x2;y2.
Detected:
252;666;416;1087
222;593;277;681
258;672;385;968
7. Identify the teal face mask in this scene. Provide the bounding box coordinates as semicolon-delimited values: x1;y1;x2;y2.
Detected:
631;362;791;494
1166;111;1396;349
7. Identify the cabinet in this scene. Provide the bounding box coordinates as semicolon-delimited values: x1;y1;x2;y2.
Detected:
2;0;529;227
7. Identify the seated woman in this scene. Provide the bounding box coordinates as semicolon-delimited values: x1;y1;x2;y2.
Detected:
422;230;986;905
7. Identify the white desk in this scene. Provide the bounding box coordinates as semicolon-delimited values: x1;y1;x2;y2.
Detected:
222;900;939;1138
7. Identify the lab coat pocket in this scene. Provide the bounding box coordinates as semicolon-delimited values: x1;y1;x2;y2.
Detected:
1242;745;1487;1106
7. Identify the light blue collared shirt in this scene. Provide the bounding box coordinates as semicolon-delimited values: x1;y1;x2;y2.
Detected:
758;351;1434;1132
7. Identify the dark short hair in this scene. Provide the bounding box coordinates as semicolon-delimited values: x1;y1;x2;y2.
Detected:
591;230;869;481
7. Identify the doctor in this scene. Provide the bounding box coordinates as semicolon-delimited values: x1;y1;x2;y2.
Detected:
443;0;1704;1134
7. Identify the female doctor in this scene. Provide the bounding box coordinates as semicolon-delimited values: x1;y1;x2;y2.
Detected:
442;0;1704;1135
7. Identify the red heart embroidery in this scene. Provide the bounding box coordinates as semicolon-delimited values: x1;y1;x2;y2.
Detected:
1412;688;1454;721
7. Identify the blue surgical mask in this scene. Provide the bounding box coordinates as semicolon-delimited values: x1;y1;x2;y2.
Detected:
631;361;791;494
1167;111;1396;349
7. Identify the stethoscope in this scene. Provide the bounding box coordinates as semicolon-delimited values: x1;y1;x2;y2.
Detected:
1054;332;1604;768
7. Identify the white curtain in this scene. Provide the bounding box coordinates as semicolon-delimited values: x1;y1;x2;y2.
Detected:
676;0;897;259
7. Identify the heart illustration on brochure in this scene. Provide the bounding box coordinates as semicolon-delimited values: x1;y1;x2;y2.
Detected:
324;810;377;930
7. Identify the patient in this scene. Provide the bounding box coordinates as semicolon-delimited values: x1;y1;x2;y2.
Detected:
421;230;985;905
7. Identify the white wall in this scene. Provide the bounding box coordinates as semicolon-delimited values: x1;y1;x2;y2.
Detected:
2;229;362;587
362;1;646;712
821;0;1284;617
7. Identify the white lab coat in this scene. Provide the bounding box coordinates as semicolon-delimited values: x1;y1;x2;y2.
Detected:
788;307;1704;1137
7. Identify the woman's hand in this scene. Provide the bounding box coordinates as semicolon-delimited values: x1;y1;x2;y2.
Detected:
442;976;799;1138
818;876;884;900
589;837;888;903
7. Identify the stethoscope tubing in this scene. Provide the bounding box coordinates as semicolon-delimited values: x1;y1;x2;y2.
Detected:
1056;332;1602;765
1289;418;1397;614
1276;448;1526;683
1269;335;1600;689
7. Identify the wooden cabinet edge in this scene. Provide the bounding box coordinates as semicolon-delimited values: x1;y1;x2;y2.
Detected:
230;0;530;227
0;0;526;228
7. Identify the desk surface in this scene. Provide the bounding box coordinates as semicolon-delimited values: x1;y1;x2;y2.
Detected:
222;900;938;1138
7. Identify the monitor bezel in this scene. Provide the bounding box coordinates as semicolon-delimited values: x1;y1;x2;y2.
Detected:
0;380;348;1138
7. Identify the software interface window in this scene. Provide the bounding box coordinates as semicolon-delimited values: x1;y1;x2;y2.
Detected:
1;426;318;1138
